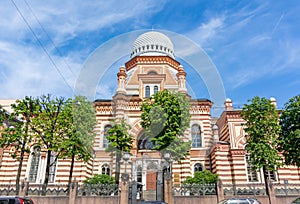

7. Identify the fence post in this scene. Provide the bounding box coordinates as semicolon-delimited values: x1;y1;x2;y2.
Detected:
19;180;27;196
68;182;77;204
267;182;276;204
164;177;173;204
120;174;129;204
217;179;224;203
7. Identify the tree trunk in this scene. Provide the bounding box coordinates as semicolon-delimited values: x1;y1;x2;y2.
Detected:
16;142;26;195
115;151;121;185
42;150;52;196
68;153;75;194
263;166;272;204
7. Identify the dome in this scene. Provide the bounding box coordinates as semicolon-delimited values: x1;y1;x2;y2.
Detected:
131;31;175;59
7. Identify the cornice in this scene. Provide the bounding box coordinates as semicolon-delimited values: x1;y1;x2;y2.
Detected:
230;149;245;156
125;56;180;71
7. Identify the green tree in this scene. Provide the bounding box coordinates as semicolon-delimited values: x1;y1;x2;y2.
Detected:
0;105;6;124
106;119;134;185
241;96;282;204
83;174;115;185
279;94;300;167
0;96;39;194
60;96;97;188
31;94;72;195
163;137;191;163
140;90;190;151
184;170;218;184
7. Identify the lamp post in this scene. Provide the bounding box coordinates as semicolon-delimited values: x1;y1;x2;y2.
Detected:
120;152;131;204
163;152;171;179
163;151;172;204
121;152;131;184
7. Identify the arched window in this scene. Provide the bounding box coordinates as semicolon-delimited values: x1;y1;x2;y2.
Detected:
154;85;159;94
29;146;41;183
103;125;111;148
148;71;157;75
101;164;110;175
191;124;201;148
145;86;150;98
194;163;203;173
138;133;154;150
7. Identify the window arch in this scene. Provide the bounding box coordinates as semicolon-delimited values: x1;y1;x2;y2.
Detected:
191;124;201;148
194;163;203;173
145;86;150;98
103;125;111;148
29;146;41;183
101;164;111;175
138;133;154;150
148;71;157;75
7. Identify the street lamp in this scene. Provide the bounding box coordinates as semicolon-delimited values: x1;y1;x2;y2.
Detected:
163;152;171;179
162;151;173;204
121;152;131;184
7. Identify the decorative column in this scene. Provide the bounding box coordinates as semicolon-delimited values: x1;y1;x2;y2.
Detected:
114;66;127;121
176;65;187;93
116;66;127;94
120;180;129;204
217;179;224;202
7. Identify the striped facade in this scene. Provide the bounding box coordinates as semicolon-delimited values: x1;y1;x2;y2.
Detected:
0;31;299;188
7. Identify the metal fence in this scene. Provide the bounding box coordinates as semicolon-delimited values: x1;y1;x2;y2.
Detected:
77;183;119;196
0;182;119;197
173;184;217;196
273;183;300;196
223;183;266;196
0;184;17;196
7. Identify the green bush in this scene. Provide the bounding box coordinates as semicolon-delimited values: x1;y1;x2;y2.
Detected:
83;174;115;185
183;170;218;184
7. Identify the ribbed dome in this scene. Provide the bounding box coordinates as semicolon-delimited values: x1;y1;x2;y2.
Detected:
131;31;175;59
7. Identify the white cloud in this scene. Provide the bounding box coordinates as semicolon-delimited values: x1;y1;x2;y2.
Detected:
0;40;80;99
0;1;166;99
186;16;226;47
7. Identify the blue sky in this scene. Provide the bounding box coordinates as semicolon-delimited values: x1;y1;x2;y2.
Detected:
0;0;299;112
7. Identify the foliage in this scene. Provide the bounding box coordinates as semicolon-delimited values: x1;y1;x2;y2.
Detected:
140;90;190;151
60;96;97;162
279;94;300;167
83;174;115;185
0;105;6;125
0;96;40;194
106;119;134;152
162;137;191;163
0;97;39;157
184;170;218;184
59;96;97;187
106;119;134;184
241;96;282;171
31;94;73;194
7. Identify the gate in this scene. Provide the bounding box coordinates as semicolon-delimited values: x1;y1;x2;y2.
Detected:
128;171;165;204
128;180;143;204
